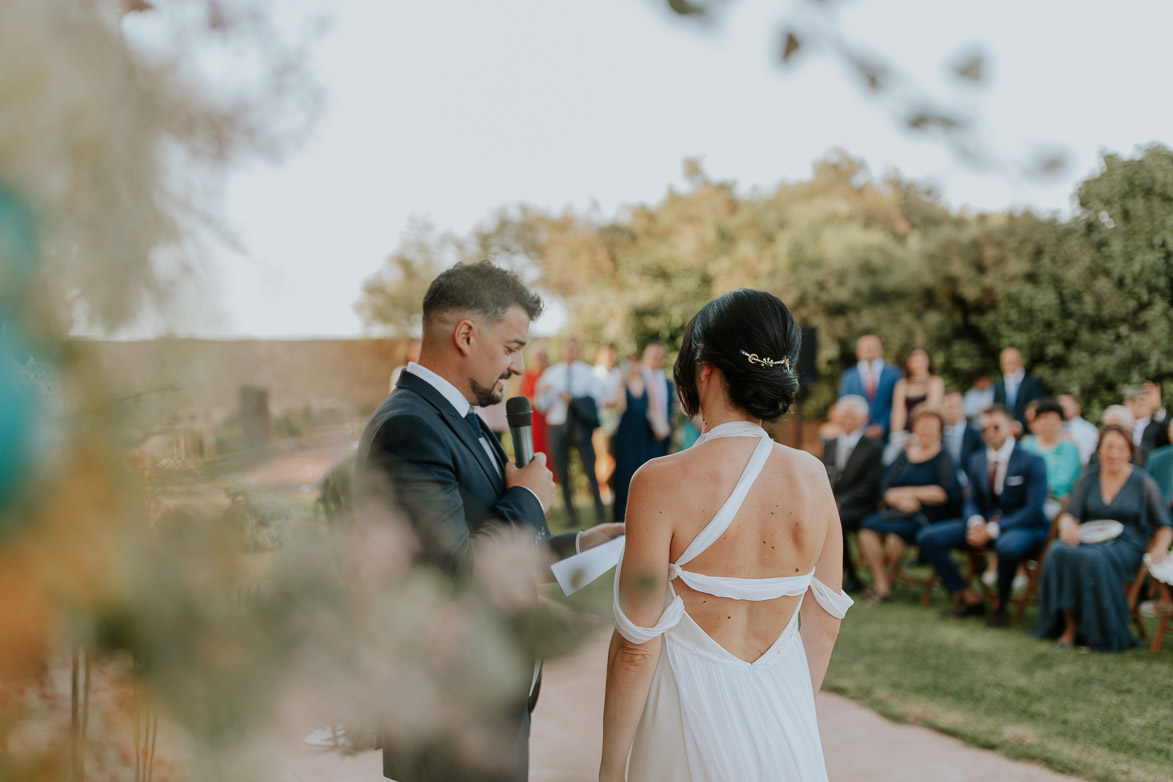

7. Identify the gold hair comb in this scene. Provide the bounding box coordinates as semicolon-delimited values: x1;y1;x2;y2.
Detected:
739;350;792;371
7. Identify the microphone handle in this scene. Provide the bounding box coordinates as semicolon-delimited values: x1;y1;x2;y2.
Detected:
511;424;534;467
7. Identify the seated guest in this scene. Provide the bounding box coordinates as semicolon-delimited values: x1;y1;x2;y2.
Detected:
963;367;995;426
993;347;1044;434
889;347;945;434
942;388;982;484
817;401;844;443
1125;385;1170;464
1021;397;1082;520
1145;418;1173;509
821;394;884;592
917;405;1048;628
1101;404;1135;430
859;405;961;603
1032;425;1173;650
838;333;902;439
1059;394;1099;466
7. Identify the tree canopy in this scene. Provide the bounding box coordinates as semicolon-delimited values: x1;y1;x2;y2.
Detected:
356;144;1173;417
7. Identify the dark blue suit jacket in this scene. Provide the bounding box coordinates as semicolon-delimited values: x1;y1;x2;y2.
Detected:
357;371;578;781
993;372;1044;428
838;362;902;435
963;443;1048;533
357;371;577;576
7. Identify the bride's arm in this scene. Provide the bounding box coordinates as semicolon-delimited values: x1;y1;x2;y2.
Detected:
799;471;845;693
600;465;672;782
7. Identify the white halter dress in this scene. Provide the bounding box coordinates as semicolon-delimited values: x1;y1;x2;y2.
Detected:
614;421;853;782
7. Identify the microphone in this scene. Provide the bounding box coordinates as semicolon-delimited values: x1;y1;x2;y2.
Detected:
506;396;535;467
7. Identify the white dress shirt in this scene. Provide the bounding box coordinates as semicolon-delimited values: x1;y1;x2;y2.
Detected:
835;428;865;472
963;387;994;424
1063;416;1099;466
1003;368;1025;408
1133;416;1152;448
536;361;601;426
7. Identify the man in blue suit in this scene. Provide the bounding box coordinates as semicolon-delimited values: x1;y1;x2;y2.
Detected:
357;261;623;781
992;346;1044;432
838;333;902;439
942;389;983;484
917;404;1048;628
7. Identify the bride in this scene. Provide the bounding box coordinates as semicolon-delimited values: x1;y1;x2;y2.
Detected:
600;289;851;782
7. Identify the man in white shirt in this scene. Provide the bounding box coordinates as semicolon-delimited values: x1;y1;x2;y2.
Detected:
1059;394;1099;466
592;346;622;503
942;389;981;483
642;342;674;456
537;338;607;526
1126;384;1170;463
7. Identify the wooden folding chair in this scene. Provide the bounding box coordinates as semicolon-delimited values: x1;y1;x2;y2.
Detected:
892;552;940;605
1010;503;1067;625
1127;533;1173;652
1147;585;1172;653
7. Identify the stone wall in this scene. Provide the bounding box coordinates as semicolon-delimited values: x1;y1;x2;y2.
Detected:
73;337;409;428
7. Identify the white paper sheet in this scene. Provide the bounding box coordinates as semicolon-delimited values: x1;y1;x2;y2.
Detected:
551;535;625;596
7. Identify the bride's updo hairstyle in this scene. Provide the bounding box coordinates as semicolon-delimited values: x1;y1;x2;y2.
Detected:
674;289;801;424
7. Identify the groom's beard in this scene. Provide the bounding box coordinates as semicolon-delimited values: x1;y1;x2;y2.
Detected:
470;372;511;407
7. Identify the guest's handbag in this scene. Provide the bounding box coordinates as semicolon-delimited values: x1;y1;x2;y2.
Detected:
569;395;600;430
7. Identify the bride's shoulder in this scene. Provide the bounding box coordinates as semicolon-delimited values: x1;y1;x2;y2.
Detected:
628;449;693;494
768;440;827;473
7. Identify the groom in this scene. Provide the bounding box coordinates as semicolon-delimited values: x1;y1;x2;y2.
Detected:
356;260;622;781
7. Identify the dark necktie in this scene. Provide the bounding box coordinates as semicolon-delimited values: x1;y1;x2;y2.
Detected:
988;459;999;501
464;410;483;440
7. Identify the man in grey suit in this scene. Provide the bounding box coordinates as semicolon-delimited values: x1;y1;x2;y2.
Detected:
357;261;622;781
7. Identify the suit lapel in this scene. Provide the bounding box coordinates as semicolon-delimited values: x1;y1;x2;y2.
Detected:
396;373;503;490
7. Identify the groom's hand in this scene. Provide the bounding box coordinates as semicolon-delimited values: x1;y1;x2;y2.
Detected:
505;452;556;512
579;522;624;551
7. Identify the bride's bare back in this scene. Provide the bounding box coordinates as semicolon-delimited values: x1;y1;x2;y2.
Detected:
636;434;838;663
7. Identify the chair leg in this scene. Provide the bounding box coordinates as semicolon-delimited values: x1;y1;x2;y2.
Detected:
918;573;938;606
1012;565;1041;626
1151;614;1170;653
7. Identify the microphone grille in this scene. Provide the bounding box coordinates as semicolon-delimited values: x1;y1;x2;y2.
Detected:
506;395;533;426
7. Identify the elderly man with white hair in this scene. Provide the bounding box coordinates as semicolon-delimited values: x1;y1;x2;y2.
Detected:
821;394;884;592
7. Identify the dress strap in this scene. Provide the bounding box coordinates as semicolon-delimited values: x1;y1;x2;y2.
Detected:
808;577;854;619
673;566;815;601
676;427;773;567
613;556;685;644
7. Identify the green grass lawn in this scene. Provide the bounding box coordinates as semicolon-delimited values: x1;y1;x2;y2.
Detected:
824;563;1173;782
547;498;1173;782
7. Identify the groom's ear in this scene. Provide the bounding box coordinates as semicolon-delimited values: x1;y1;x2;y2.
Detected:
453;318;476;357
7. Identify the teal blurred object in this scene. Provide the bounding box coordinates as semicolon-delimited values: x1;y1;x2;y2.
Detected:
0;337;36;518
0;180;41;522
0;179;38;305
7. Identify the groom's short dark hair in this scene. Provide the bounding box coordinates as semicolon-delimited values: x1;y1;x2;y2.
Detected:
422;260;543;326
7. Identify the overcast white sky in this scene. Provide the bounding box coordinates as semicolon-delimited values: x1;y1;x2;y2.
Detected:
125;0;1173;339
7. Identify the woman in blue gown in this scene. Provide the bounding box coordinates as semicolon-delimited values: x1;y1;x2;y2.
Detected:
1033;425;1173;651
611;355;660;522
